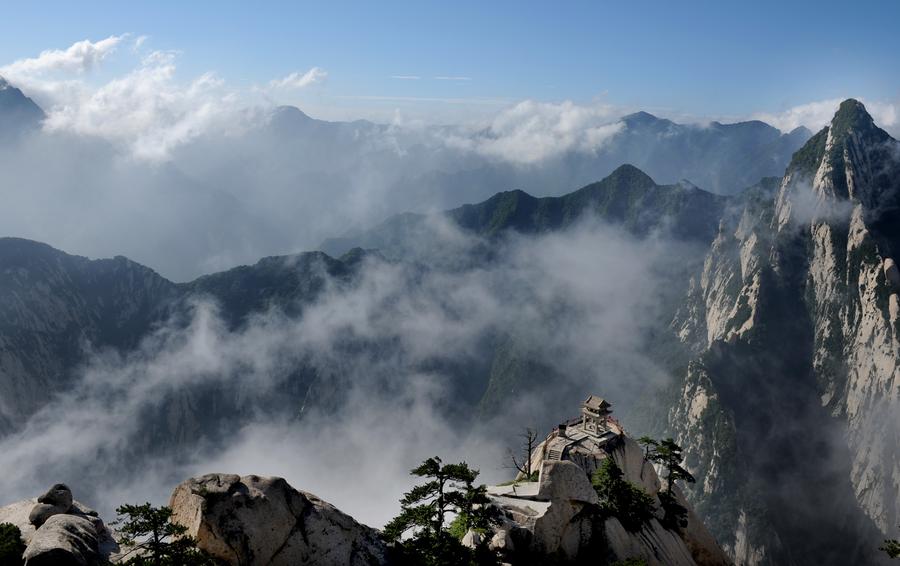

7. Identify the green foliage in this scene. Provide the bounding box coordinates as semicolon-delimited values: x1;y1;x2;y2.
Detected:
881;525;900;559
0;523;25;566
611;559;649;566
789;127;828;177
591;458;655;532
647;438;695;493
114;503;218;565
385;457;501;566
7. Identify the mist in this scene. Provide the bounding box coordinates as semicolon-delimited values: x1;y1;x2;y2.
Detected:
0;216;698;527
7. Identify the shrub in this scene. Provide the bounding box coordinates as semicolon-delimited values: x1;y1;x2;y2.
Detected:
0;523;25;566
592;459;655;532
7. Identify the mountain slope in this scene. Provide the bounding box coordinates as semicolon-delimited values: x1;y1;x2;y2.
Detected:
321;164;728;259
668;99;899;565
0;238;177;431
0;76;44;139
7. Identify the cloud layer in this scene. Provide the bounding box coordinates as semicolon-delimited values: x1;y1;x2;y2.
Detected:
0;218;691;527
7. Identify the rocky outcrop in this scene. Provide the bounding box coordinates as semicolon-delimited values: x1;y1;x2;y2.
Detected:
28;483;75;528
0;485;117;566
169;473;388;566
487;407;730;566
22;514;99;566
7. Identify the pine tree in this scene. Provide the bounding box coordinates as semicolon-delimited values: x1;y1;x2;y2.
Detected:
384;456;500;566
114;503;217;566
648;438;695;493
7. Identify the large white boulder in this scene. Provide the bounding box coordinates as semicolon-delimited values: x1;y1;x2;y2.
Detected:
0;492;117;566
22;514;99;566
169;473;388;566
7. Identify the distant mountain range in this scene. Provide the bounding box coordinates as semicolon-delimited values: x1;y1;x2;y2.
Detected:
2;75;897;564
0;75;811;280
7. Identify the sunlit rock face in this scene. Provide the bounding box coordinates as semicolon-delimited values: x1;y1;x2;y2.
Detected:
169;474;389;566
485;400;730;566
668;99;900;565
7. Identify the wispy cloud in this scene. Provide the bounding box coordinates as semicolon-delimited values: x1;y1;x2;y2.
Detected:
268;67;327;90
391;75;420;80
338;94;508;105
0;35;123;76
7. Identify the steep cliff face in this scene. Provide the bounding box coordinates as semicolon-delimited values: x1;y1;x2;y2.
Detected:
0;238;178;432
486;409;730;566
668;100;899;565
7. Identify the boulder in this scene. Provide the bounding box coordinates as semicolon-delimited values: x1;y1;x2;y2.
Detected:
537;460;599;505
22;514;99;566
29;484;73;528
461;529;484;549
0;493;117;564
169;473;388;566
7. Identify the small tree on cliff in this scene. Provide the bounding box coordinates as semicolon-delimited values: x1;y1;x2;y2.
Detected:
114;503;217;566
644;438;695;530
506;427;539;481
591;458;655;532
881;526;900;559
637;436;658;459
648;438;695;493
384;457;500;566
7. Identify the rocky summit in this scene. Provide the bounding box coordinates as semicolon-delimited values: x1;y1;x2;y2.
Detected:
670;99;900;565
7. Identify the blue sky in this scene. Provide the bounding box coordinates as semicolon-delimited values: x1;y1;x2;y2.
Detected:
1;0;899;125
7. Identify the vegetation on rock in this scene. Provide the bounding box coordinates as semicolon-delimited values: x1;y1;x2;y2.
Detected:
591;458;655;532
0;523;24;566
384;456;501;566
881;526;900;559
114;503;218;565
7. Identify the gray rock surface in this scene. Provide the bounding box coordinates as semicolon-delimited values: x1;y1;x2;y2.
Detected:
29;483;74;528
488;427;730;566
0;490;117;566
22;514;99;566
169;473;388;566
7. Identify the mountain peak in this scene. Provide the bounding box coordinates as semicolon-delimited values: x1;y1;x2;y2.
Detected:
606;163;657;187
830;98;877;140
622;111;662;126
0;76;45;136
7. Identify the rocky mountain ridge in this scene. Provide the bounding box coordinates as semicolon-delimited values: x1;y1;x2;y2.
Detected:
668;99;900;565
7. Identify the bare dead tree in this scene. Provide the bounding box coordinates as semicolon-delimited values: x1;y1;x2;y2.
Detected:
506;427;539;479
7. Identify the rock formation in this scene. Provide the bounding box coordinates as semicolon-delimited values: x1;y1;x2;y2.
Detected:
485;396;730;566
0;484;117;566
169;473;388;566
669;99;900;565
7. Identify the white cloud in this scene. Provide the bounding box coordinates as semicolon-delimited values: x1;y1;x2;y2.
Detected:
268;67;327;90
753;98;900;134
391;75;421;80
42;50;238;160
444;99;625;163
0;35;123;77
